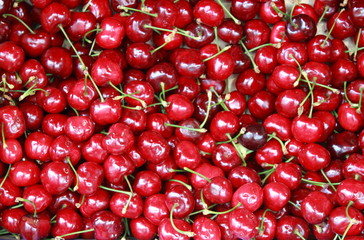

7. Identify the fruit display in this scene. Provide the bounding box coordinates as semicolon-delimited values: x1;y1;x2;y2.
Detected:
0;0;364;239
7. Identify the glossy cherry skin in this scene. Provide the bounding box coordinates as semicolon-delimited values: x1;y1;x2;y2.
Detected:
40;161;74;195
243;19;270;50
217;20;243;44
0;207;28;234
48;190;79;214
51;207;83;239
229;207;259;239
65;11;96;42
41;47;73;79
8;160;40;187
336;179;364;210
171;48;205;78
342;153;364;180
236;68;266;96
22;184;52;213
193;216;221;240
230;0;260;21
64;116;95;143
158;218;192;240
286;14;317;42
297;143;330;172
232;182;263;212
145;62;177;92
96;16;125;49
209;111;240;142
301;191;333;224
165;184;195;218
143;194;169;225
77;162;104;196
0;177;22;207
212;143;241;173
193;0;224;27
20;28;51;57
329;206;364;236
275;216;310;240
126;42;156;69
19;213;51;240
263;182;291;211
0;41;25;73
137;130;170;164
91;210;124;240
24;132;53;162
314;0;340;20
291;115;324;143
248;90;276;120
19;102;44;131
338;102;364;132
203;176;233;204
0;105;26;139
255;209;277;240
40;2;71;33
129;216;157;240
91;57;123;87
110;192;143;219
0;138;23;164
327;10;356;39
327;131;360;159
133;170;162;197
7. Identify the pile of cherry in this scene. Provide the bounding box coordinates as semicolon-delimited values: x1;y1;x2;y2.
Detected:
0;0;364;239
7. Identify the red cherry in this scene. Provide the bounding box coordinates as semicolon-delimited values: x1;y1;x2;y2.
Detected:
229;207;259;239
40;2;71;33
0;41;25;73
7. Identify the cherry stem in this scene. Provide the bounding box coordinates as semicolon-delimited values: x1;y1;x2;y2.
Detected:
118;6;158;17
341;201;358;240
1;122;7;149
199;90;212;129
357;88;363;114
299;71;315;117
58;25;104;102
260;167;276;185
189;203;217;216
203;45;231;62
10;203;24;209
353;28;362;61
123;218;131;238
239;40;260;73
143;25;201;40
16;198;37;217
122;175;133;214
76;194;85;208
2;14;35;34
183;167;211;183
258;209;272;235
151;30;177;54
270;2;288;18
289;3;299;29
318;6;329;24
294;229;306;240
55;229;95;240
217;127;246;145
210;88;229;111
322;9;345;47
302;178;340;187
215;0;241;25
320;169;337;191
227;134;248;167
66;157;79;192
83;28;102;44
246;43;277;54
170;203;195;237
99;185;133;196
109;82;147;108
0;163;11;189
203;202;242;216
168;179;192;191
164;123;207;133
289;201;301;210
267;133;288;155
213;27;221;51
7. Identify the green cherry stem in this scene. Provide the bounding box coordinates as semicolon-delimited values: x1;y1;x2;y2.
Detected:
353;28;362;61
199;90;212;129
267;132;288;155
55;229;95;240
99;185;133;196
203;45;231;62
118;6;158;17
203;202;242;216
0;163;11;189
215;0;241;25
239;40;260;73
320;169;337;191
183;167;211;183
16;198;37;217
122;175;133;214
164;123;207;133
216;127;246;145
2;14;35;34
170;203;195;237
318;6;329;24
168;179;193;191
321;9;345;47
66;157;79;192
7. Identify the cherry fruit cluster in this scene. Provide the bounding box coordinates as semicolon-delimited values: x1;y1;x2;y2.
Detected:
0;0;364;239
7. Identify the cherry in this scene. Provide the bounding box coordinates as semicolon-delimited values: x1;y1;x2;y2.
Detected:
133;170;162;197
193;216;221;240
137;130;170;164
212;143;241;173
248;90;276;120
243;19;270;50
255;209;277;240
171;48;205;78
342;153;364;180
8;160;40;187
329;205;364;236
40;2;71;33
0;41;25;73
143;194;169;225
232;182;263;212
193;0;224;27
145;62;177;92
41;113;68;137
40;161;74;195
184;22;214;49
48;190;79;214
314;0;340;20
217;20;243;44
91;210;123;240
230;0;260;22
91;57;123;87
327;9;356;39
270;21;290;44
110;192;143;219
331;58;357;88
0;207;27;234
41;46;73;79
64;116;95;143
22;184;52;213
96;16;125;49
165;184;195;218
174;140;201;170
126;42;156;69
209;111;240;142
336;179;364;210
229;207;259;239
286;14;317;42
203;176;234;204
64;11;96;42
130;216;157;240
19;102;44;131
263;182;291;211
338;102;364;132
236;68;266;96
90;98;122;125
24;131;53;162
275;215;310;240
120;109;147;134
301;191;333;224
77;161;104;196
327;131;360;159
298;143;331;171
51;207;83;239
270;162;302;190
79;188;110;217
19;212;51;240
158;217;193;240
259;0;286;24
